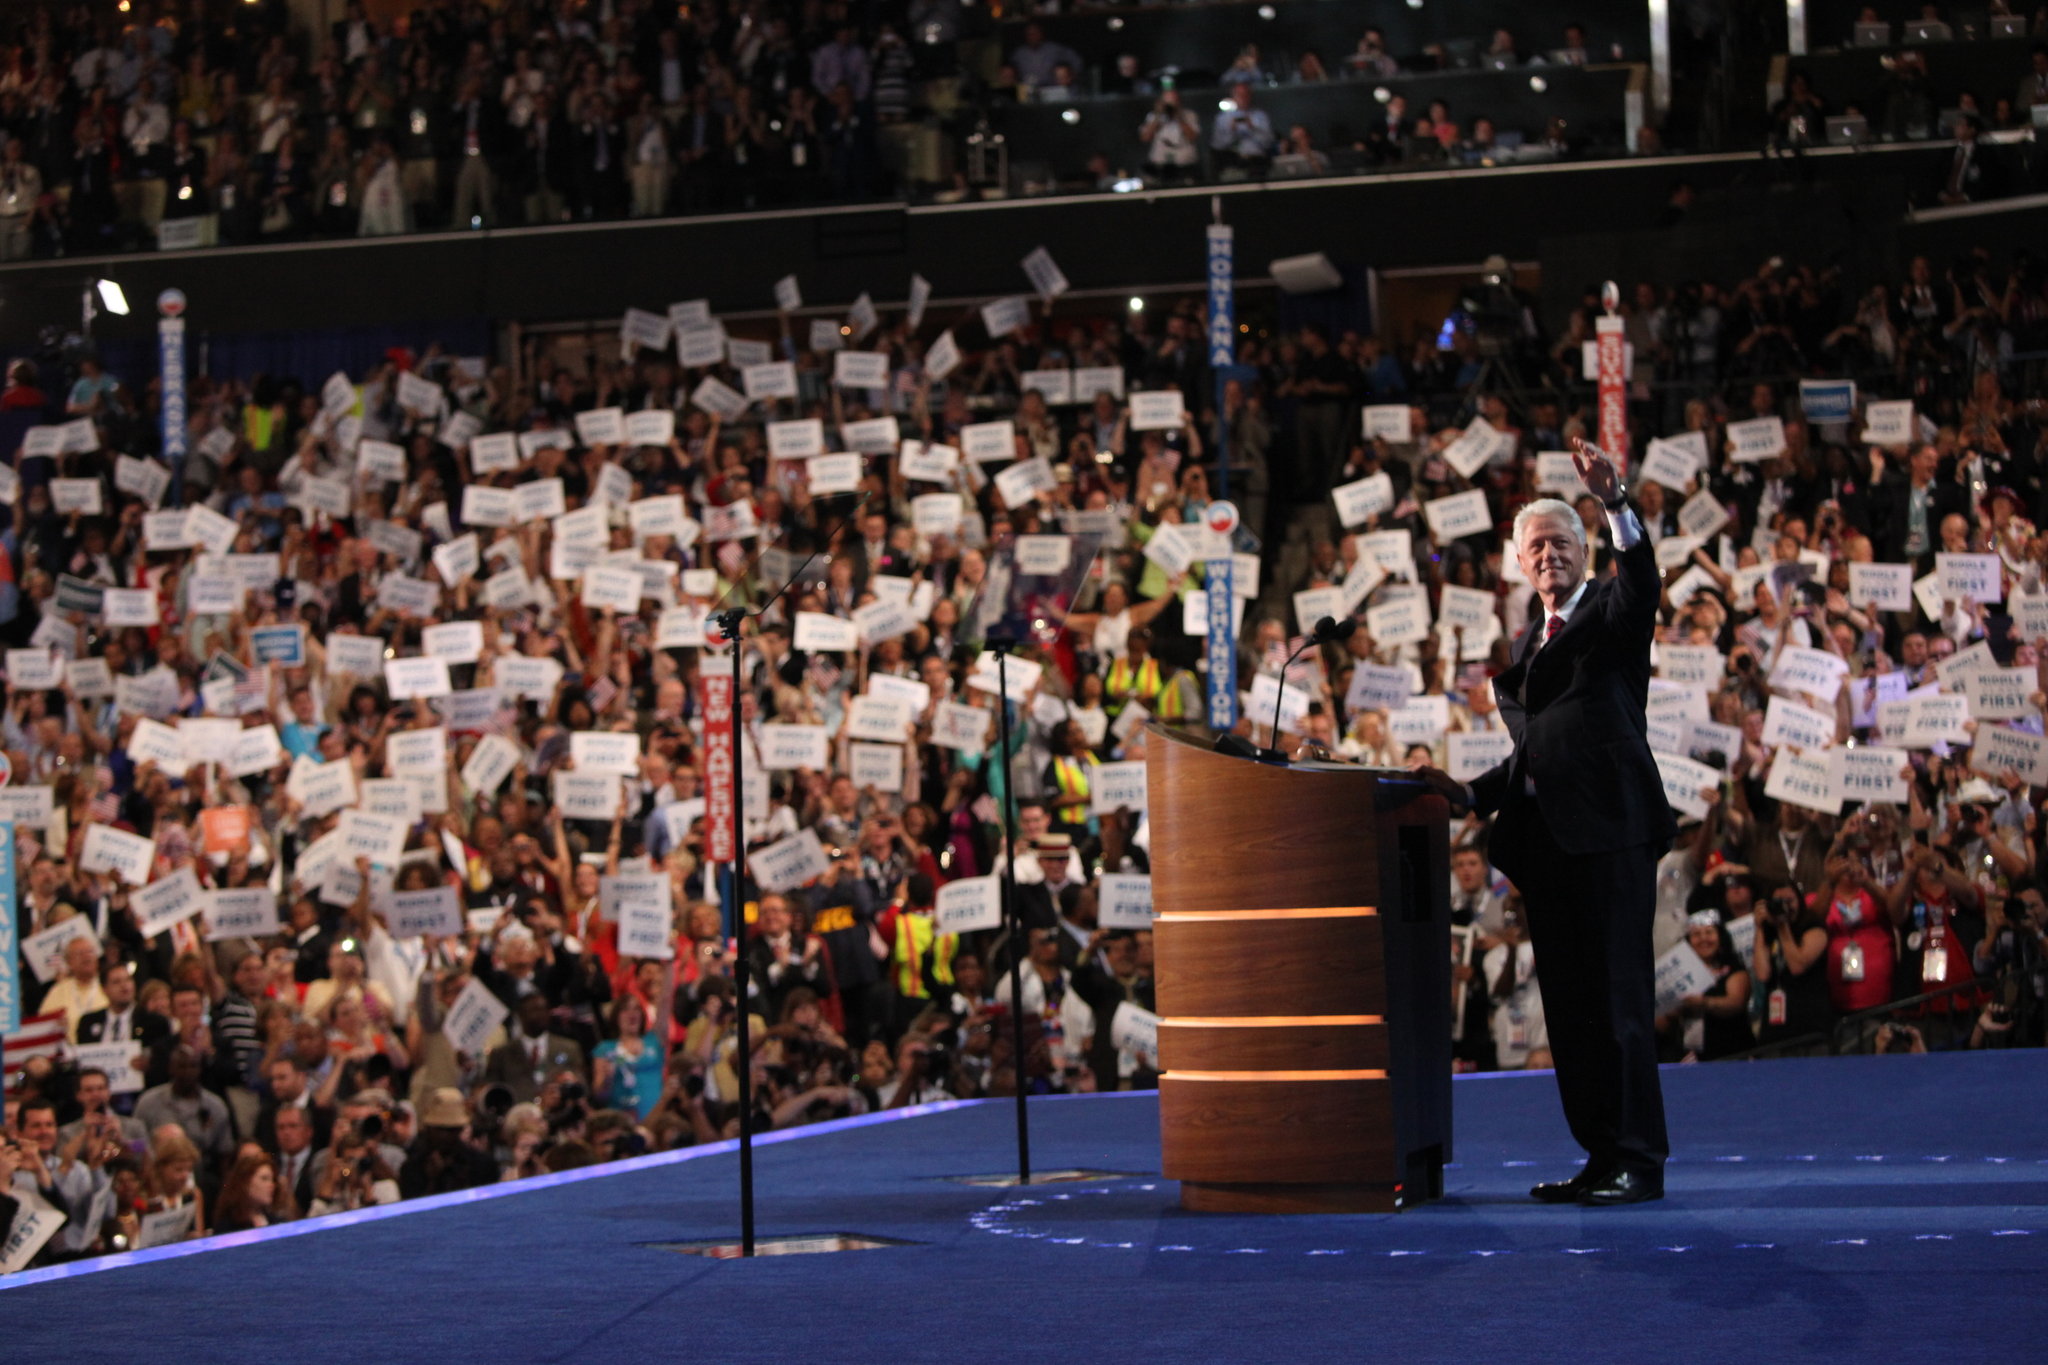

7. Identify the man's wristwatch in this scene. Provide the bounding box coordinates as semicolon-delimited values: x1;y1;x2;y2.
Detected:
1602;485;1629;511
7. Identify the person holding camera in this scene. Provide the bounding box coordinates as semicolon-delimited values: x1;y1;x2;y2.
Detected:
1752;882;1834;1046
398;1088;497;1199
306;1127;398;1216
481;992;591;1107
1819;861;1895;1014
1138;90;1198;180
886;1028;957;1109
1972;879;2046;1045
1209;82;1275;176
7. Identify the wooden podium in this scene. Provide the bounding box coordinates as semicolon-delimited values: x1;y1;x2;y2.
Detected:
1148;726;1453;1213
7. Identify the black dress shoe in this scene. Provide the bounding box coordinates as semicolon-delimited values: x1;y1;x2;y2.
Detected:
1579;1167;1664;1206
1529;1165;1609;1203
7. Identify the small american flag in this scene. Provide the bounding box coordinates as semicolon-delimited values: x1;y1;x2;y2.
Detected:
90;792;120;824
234;666;271;715
3;1013;67;1082
587;675;619;714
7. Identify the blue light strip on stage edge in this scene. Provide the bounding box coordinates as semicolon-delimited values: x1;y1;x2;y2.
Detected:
0;1098;977;1291
0;1079;1562;1290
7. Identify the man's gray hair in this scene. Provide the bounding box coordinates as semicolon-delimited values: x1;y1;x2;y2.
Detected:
1513;497;1587;552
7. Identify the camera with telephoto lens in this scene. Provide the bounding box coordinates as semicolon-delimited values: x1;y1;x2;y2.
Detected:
355;1113;384;1143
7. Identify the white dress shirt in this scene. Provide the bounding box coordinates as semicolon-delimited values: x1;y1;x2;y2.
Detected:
1463;503;1643;806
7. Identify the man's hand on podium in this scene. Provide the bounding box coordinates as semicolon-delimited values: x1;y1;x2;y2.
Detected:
1407;762;1469;812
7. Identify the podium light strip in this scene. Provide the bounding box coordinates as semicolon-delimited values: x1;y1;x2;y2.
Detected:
1166;1015;1384;1027
1152;907;1378;921
1165;1070;1389;1082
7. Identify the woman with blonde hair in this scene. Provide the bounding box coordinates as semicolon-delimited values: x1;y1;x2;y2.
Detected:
144;1130;206;1238
679;901;728;987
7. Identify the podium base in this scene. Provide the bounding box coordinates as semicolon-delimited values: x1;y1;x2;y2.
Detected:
1179;1181;1402;1215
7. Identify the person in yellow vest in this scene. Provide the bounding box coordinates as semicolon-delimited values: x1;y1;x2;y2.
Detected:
879;873;957;1039
1041;720;1100;841
1150;661;1199;725
1103;627;1165;721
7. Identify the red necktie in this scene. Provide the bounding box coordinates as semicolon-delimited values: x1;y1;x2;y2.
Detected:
1544;615;1565;644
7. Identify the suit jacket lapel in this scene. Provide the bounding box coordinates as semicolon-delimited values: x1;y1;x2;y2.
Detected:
1516;580;1600;707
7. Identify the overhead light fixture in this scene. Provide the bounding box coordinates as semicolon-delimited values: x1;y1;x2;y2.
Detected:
95;279;130;315
1128;297;1144;312
1268;253;1344;295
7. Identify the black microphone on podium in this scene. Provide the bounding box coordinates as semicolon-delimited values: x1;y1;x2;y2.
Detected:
1260;615;1356;761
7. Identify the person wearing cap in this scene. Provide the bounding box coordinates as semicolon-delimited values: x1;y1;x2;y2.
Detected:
1412;439;1674;1206
399;1088;498;1198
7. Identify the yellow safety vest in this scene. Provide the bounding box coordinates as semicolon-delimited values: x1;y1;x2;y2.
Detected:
1105;656;1162;712
892;911;956;999
1153;670;1191;721
1051;754;1095;808
243;403;275;452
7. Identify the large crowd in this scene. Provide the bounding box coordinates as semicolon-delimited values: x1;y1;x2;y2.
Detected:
1;227;2045;1268
8;0;2040;264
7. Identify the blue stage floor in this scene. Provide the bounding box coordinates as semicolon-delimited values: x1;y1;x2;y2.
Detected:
7;1052;2045;1363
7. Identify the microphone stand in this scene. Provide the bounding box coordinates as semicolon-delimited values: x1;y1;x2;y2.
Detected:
1262;633;1323;762
706;489;869;1257
986;629;1032;1187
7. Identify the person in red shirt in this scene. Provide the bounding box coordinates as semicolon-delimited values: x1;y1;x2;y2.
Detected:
1820;865;1894;1013
1885;842;1984;1008
1;359;46;410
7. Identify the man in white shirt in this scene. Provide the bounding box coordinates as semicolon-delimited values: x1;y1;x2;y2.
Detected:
42;936;107;1042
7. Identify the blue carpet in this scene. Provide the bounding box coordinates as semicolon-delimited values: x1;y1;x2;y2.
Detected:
6;1053;2045;1363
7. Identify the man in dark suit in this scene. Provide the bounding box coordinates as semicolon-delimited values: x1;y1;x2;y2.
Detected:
269;1104;320;1213
75;962;173;1051
481;992;590;1106
254;1056;335;1152
1873;443;1968;568
1416;439;1675;1205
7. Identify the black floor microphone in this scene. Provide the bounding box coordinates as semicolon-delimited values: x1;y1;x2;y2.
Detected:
1262;615;1355;760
